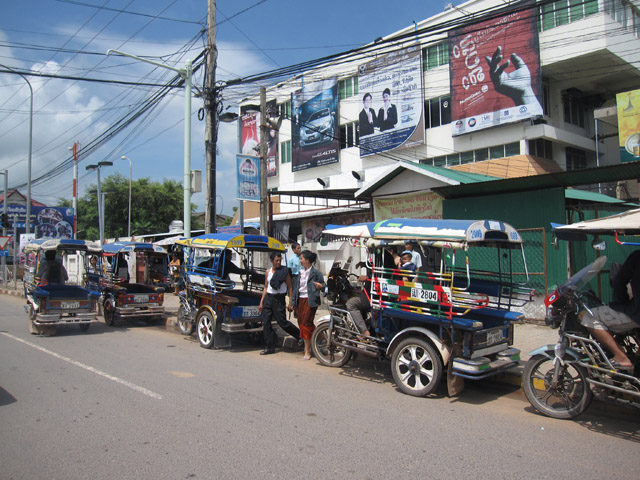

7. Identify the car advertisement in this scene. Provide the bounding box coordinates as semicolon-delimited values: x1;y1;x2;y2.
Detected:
358;45;424;157
448;1;542;136
616;88;640;163
236;154;261;202
291;78;339;172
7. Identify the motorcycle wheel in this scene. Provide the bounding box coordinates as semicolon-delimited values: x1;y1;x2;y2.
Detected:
103;299;116;326
177;305;194;335
311;322;352;367
197;310;216;349
523;354;593;419
391;337;442;397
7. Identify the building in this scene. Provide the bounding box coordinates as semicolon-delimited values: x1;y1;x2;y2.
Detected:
236;0;640;243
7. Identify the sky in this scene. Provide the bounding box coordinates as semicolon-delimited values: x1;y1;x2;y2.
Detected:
0;0;450;219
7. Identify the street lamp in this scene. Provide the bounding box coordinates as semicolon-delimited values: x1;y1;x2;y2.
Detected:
106;49;193;238
0;64;33;234
86;161;112;244
120;155;132;238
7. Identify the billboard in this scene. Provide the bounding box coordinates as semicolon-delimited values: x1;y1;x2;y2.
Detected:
240;103;278;178
358;45;424;156
2;205;74;239
374;192;442;220
291;78;339;172
616;89;640;163
449;2;542;136
236;155;261;202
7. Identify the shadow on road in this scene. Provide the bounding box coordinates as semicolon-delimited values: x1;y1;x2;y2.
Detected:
0;385;17;407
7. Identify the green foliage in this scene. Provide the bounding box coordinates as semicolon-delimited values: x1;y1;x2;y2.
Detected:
70;174;199;241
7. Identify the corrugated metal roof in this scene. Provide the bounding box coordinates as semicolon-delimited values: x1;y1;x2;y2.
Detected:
432;161;640;199
564;188;625;204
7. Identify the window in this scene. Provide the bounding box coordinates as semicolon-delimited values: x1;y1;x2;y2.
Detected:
505;142;521;156
605;0;640;37
279;101;291;119
338;76;359;100
422;41;449;71
424;95;451;129
566;147;587;170
542;81;550;116
280;140;291;164
529;139;553;159
340;122;358;150
539;0;599;31
423;142;521;166
563;90;586;128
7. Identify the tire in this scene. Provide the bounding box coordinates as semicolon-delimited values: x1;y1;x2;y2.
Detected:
311;322;352;367
177;305;194;335
197;310;216;349
522;354;593;419
79;323;90;332
28;305;40;335
103;298;116;326
391;337;443;397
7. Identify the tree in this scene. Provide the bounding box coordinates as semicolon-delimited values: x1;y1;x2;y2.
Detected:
58;174;202;241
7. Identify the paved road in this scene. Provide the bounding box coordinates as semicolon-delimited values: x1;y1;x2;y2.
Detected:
1;294;639;479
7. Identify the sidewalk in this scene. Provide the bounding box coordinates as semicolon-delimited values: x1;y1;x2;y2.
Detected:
3;286;559;387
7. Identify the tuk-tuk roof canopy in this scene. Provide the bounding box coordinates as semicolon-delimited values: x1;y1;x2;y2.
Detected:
324;218;522;244
102;241;165;254
24;238;102;253
176;233;285;251
553;208;640;239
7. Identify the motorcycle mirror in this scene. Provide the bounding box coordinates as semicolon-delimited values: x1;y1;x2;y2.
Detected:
592;239;606;251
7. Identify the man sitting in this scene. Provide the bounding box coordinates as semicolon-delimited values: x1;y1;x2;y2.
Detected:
38;250;68;285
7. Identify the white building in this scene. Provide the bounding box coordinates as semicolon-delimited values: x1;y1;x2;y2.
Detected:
236;0;640;241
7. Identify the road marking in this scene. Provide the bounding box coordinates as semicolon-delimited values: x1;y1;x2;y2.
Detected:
0;332;163;400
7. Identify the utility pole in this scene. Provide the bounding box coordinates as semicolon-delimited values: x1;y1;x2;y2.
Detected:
71;142;78;239
204;0;217;234
259;86;268;237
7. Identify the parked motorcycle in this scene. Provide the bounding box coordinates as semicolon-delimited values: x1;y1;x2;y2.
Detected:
523;255;640;419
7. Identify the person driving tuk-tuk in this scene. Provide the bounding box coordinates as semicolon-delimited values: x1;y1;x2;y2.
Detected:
39;250;68;285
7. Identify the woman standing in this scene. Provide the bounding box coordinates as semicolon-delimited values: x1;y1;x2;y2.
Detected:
289;250;325;360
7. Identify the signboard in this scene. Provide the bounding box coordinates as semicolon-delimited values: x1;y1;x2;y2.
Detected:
374;192;443;220
241;99;279;177
1;206;74;239
217;225;241;235
291;78;339;172
449;1;542;136
236;155;261;202
0;235;11;250
616;88;640;163
358;45;424;157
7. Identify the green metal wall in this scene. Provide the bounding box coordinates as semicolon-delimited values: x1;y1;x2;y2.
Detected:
443;187;567;295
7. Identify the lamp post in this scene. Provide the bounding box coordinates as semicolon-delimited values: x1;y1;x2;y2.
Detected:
0;170;7;286
0;64;33;234
85;161;112;244
120;155;132;238
106;49;193;238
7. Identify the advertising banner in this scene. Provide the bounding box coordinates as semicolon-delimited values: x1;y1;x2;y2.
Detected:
241;101;279;177
291;78;339;172
616;89;640;163
236;155;261;202
449;2;542;136
358;45;424;157
373;192;442;220
2;205;74;239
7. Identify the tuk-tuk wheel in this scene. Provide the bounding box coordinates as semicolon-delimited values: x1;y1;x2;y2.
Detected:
391;337;442;397
197;310;216;349
103;299;116;326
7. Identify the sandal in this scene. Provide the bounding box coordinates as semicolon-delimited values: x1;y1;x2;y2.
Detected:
610;359;633;371
303;355;311;360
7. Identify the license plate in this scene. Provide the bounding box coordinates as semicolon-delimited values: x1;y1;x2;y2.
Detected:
133;294;148;303
487;329;504;345
243;306;260;318
61;302;80;309
409;288;438;302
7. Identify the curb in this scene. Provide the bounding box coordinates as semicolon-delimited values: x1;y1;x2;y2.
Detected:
0;287;24;298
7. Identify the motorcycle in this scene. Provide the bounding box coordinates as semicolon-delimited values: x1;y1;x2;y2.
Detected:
523;255;640;419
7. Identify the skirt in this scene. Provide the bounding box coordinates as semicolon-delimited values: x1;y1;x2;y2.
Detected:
297;297;317;340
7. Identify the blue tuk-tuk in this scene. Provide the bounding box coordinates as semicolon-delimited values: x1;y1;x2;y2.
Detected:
24;239;102;335
100;242;167;325
175;233;284;349
315;218;533;397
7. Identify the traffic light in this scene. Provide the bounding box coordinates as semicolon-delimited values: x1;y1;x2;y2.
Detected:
0;213;10;229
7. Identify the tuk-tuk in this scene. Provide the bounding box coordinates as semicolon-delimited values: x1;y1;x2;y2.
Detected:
316;218;533;397
23;239;102;335
175;233;283;349
100;242;167;325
